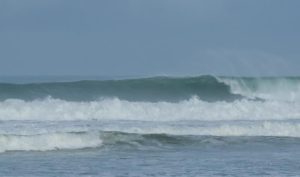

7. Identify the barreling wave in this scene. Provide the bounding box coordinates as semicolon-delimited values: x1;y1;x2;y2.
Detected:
219;76;300;101
1;75;300;102
0;76;242;102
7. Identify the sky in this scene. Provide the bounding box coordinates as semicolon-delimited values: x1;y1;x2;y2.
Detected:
0;0;300;77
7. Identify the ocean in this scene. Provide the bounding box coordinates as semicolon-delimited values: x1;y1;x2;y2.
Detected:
0;75;300;176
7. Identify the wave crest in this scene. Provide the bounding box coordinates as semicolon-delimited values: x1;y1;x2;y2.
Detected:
219;77;300;101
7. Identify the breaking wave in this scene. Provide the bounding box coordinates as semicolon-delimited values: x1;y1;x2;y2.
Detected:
0;97;299;121
1;124;300;153
219;76;300;101
1;75;300;153
0;132;102;153
1;75;299;102
0;75;242;102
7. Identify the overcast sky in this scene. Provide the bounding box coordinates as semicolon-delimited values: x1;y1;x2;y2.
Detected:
0;0;300;76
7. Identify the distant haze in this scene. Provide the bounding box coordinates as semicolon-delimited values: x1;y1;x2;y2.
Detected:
1;0;300;76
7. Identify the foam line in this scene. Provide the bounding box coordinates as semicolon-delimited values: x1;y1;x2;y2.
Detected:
0;97;299;121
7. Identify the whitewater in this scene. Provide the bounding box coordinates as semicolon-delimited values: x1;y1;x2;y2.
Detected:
0;76;300;150
1;76;300;176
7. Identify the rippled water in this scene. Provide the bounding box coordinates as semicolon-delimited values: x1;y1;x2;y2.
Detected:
1;135;300;176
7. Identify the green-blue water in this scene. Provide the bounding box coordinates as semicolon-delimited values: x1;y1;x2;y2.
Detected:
1;75;300;176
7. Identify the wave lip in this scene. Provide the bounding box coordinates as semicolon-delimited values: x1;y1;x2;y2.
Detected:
219;76;300;101
0;132;102;153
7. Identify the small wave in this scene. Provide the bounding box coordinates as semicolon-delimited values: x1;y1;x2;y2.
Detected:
96;121;300;138
0;132;102;153
1;125;300;153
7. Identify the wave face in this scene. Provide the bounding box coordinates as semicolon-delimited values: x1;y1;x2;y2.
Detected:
0;75;300;152
0;76;242;102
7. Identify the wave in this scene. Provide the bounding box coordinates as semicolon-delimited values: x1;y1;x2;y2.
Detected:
96;121;300;137
0;132;102;153
3;119;300;138
1;124;300;153
0;97;299;121
0;76;242;102
1;75;300;153
1;75;300;102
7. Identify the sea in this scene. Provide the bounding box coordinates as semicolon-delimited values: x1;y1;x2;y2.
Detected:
0;75;300;177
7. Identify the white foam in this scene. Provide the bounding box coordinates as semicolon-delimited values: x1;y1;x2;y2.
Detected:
219;77;300;101
0;97;299;121
1;120;300;153
0;132;102;153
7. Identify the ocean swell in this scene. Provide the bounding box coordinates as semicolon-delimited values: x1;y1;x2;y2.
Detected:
0;76;241;102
